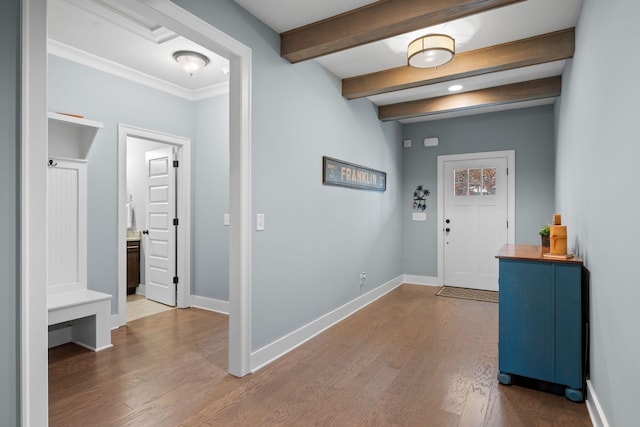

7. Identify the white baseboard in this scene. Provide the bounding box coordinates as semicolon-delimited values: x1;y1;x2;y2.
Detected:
402;274;440;287
111;314;122;329
250;275;404;372
136;285;146;296
49;320;117;347
191;295;230;315
48;326;72;348
586;380;610;427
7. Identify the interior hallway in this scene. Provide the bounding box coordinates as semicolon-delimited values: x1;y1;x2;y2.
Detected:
49;284;591;426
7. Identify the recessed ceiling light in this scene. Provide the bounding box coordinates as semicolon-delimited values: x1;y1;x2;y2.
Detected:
448;84;463;92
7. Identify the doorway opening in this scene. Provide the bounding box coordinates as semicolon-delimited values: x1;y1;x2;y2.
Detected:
117;127;192;326
437;150;515;290
23;1;252;423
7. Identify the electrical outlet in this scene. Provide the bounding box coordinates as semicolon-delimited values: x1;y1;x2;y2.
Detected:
360;272;367;288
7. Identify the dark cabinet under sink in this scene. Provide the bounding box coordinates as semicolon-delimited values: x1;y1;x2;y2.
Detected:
127;240;140;295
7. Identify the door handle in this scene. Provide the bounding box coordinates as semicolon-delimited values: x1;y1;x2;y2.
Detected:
142;230;149;235
445;227;451;232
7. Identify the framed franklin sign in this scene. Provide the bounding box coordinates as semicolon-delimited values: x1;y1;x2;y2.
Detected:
322;156;386;192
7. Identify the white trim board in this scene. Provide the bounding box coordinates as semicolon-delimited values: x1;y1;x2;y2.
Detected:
586;380;610;427
48;326;72;349
48;315;120;348
22;0;49;424
48;39;229;101
402;275;440;287
191;295;230;315
250;275;404;372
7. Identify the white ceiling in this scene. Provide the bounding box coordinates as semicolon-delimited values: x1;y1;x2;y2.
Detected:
234;0;582;121
48;0;583;120
48;0;230;100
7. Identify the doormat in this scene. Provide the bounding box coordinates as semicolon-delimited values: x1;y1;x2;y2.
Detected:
436;286;499;303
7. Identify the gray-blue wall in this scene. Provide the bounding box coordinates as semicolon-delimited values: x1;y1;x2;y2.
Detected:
0;0;20;424
193;95;230;301
48;0;404;353
49;55;233;310
48;55;196;312
173;0;404;351
401;106;556;276
556;0;640;424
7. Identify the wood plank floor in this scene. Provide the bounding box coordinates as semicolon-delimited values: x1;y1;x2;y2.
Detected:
49;284;592;426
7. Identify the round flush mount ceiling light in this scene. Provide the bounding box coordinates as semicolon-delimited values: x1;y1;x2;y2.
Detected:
448;84;463;92
173;50;210;76
408;34;455;68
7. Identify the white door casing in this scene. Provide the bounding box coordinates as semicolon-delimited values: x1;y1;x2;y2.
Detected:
117;126;191;324
437;151;515;290
24;1;252;423
110;0;252;376
144;147;177;306
119;0;254;378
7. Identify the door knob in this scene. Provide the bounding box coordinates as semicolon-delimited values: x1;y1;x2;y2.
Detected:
142;230;149;235
445;227;451;232
445;219;450;224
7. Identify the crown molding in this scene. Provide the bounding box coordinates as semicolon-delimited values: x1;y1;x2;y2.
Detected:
48;39;229;101
64;0;178;44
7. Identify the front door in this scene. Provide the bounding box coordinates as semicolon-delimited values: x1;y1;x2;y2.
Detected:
443;155;509;291
144;147;177;306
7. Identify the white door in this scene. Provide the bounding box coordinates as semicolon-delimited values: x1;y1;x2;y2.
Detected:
144;147;177;306
443;156;508;291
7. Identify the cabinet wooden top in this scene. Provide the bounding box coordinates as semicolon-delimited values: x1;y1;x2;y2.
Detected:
496;244;583;264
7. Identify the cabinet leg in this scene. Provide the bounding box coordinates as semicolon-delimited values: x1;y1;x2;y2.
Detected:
565;388;583;402
497;372;512;385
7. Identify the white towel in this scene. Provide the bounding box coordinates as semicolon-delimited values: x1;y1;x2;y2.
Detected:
126;196;134;229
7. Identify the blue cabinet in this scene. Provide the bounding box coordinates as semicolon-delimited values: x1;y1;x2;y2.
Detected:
496;244;584;401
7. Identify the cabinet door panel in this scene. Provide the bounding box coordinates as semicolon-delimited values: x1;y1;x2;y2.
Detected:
499;260;554;381
554;263;582;388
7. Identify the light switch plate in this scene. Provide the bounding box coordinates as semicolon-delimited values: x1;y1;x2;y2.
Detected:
256;213;265;231
412;212;427;221
224;213;230;226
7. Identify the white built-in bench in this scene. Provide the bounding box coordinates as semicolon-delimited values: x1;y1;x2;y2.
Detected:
47;113;112;351
48;290;113;351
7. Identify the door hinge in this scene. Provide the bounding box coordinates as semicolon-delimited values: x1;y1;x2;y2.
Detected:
173;218;179;226
506;220;509;228
173;160;179;168
173;276;179;284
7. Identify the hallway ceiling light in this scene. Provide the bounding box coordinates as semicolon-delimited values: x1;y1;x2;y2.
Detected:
448;84;463;92
408;34;455;68
173;50;210;76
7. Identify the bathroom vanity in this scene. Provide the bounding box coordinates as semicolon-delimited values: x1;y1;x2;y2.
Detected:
127;239;140;294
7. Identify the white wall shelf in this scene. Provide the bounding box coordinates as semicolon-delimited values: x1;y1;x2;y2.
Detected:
48;112;103;160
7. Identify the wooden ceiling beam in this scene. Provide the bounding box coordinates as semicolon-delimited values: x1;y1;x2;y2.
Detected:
377;76;561;121
281;0;525;63
344;28;574;99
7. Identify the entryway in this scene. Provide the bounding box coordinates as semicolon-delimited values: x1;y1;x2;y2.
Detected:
24;0;246;422
437;150;515;291
118;127;192;325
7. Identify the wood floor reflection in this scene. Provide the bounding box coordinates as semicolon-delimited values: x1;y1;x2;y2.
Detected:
49;284;591;426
